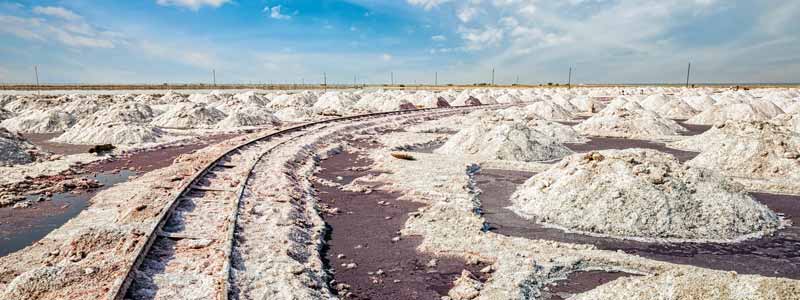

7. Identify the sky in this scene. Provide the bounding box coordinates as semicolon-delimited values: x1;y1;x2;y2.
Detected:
0;0;798;85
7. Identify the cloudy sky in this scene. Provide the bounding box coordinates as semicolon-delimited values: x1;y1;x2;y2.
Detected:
0;0;798;85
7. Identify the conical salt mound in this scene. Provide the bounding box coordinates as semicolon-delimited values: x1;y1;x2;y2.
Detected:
435;119;573;162
525;101;575;121
52;103;162;145
669;120;800;193
0;110;76;133
0;108;14;122
574;107;686;138
772;113;800;133
215;106;281;129
0;128;41;166
150;102;226;129
54;123;165;145
510;149;781;242
686;103;770;125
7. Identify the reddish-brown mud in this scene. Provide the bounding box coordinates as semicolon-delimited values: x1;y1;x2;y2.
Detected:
544;271;638;300
23;133;94;155
476;169;800;279
316;137;486;299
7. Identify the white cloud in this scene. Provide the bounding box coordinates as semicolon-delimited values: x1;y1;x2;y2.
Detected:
32;6;81;21
459;26;504;50
156;0;230;11
0;8;117;49
265;5;291;20
431;35;447;41
381;53;393;61
406;0;453;11
457;6;479;23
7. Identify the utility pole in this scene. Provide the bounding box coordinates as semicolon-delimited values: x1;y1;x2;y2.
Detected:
435;72;438;86
568;67;572;88
34;65;40;96
516;75;520;86
390;72;394;85
491;68;495;86
212;69;216;87
686;62;691;88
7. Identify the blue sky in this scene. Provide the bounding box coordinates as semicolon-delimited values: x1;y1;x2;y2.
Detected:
0;0;798;84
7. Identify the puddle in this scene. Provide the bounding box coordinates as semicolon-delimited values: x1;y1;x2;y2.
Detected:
564;137;699;162
477;169;800;279
0;170;134;257
676;121;712;136
316;138;486;299
543;271;637;300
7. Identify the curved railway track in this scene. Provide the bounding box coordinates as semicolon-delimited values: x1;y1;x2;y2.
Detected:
108;105;489;300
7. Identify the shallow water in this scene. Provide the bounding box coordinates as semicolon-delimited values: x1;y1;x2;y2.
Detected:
565;137;699;162
0;170;134;257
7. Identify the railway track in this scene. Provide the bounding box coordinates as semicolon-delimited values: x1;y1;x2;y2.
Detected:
109;105;489;300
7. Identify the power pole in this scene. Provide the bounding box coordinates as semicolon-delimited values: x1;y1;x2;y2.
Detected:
435;72;438;86
34;65;40;96
686;62;691;88
568;67;572;88
491;68;495;86
390;72;394;85
212;69;216;86
516;75;520;86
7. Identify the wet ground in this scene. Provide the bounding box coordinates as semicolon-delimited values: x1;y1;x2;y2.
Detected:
676;121;712;136
23;133;94;155
0;170;134;256
543;271;637;300
477;168;800;279
565;137;699;162
315;137;486;299
0;133;242;258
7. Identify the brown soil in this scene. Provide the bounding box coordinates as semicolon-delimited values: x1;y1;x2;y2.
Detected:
23;133;94;155
565;137;699;162
477;169;800;279
316;137;486;299
544;271;638;300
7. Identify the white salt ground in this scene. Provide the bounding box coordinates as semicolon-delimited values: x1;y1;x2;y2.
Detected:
510;149;781;242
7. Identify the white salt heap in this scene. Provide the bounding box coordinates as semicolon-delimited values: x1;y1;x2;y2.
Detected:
524;101;574;121
575;106;687;138
0;128;41;166
53;103;164;145
435;119;573;162
312;92;357;115
215;105;281;129
772;113;800;133
669;120;800;193
510;149;781;242
0;110;76;133
687;103;772;125
150;102;226;129
0;108;13;122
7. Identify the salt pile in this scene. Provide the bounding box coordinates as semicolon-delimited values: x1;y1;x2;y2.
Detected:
0;110;76;133
687;103;771;125
150;102;226;129
639;94;698;119
510;149;781;242
53;103;164;145
0;128;41;166
524;101;574;121
669;121;800;190
312;92;357;115
772;113;800;133
574;106;687;138
215;106;281;129
418;95;451;108
527;119;587;143
0;108;13;122
684;95;717;111
268;92;317;110
435;119;573;162
273;107;315;122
